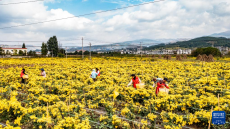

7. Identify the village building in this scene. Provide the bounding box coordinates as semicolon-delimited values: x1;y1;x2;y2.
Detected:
121;48;192;55
215;46;229;55
1;48;27;55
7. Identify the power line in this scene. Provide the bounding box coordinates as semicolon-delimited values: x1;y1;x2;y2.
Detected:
84;39;160;45
0;41;45;42
0;44;157;47
0;38;161;45
0;39;82;42
0;0;165;30
0;0;44;5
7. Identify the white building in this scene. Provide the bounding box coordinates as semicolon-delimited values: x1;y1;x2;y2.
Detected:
120;48;192;55
2;48;27;55
151;49;174;55
176;49;192;55
97;52;104;54
215;46;229;55
36;52;42;56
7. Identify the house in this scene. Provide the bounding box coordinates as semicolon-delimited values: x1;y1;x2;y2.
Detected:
1;48;27;55
36;52;42;56
121;49;134;54
97;52;104;54
215;46;229;55
176;49;192;55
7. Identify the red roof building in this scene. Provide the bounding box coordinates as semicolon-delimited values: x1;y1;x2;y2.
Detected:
1;48;27;55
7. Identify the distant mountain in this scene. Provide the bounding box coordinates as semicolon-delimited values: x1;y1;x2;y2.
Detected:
67;39;163;52
210;31;230;38
155;38;189;43
0;38;189;52
0;44;41;51
145;36;230;50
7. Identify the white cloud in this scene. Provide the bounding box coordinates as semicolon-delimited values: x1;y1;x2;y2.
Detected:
0;0;230;47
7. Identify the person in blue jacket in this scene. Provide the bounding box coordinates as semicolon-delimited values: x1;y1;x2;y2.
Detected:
90;69;98;81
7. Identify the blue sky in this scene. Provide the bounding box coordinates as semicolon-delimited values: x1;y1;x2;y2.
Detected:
45;0;153;16
45;0;119;16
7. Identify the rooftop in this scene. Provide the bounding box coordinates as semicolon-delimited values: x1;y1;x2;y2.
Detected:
2;48;27;49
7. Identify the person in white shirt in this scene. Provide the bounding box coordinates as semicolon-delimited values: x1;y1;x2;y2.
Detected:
152;78;163;87
41;68;46;78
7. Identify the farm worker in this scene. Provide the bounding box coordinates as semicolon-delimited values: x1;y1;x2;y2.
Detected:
156;78;170;95
90;69;98;81
41;68;46;78
96;68;100;76
20;68;26;84
127;74;141;88
152;78;163;88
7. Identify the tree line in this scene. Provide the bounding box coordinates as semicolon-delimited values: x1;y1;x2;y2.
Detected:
145;36;230;50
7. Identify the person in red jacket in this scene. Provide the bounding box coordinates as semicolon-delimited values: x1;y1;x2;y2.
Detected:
156;78;170;95
127;74;141;88
20;68;26;84
96;68;100;76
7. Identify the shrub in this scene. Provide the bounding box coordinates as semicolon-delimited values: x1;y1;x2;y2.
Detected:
58;53;65;57
191;47;221;57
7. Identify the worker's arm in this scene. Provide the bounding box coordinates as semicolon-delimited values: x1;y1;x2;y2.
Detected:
153;83;156;87
127;79;133;86
165;84;170;89
157;82;165;88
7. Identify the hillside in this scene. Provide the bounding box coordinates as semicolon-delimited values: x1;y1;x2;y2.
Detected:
67;39;162;52
145;36;230;50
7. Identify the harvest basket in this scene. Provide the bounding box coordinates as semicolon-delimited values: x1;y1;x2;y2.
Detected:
136;83;145;89
159;87;169;94
23;75;29;79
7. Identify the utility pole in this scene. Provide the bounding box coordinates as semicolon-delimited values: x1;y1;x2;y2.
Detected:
111;44;112;53
59;41;62;54
89;42;91;60
140;42;142;58
65;47;67;59
82;37;84;59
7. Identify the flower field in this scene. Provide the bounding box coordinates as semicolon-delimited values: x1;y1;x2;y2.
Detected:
0;57;230;129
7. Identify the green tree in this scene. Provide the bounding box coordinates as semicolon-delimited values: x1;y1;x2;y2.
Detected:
47;36;58;57
41;42;48;56
19;50;24;55
58;53;65;57
191;47;221;57
92;51;97;55
5;50;10;55
78;51;83;55
74;51;78;55
0;47;3;55
22;43;26;48
84;51;89;55
59;48;66;54
28;50;33;56
28;50;37;56
13;49;18;55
